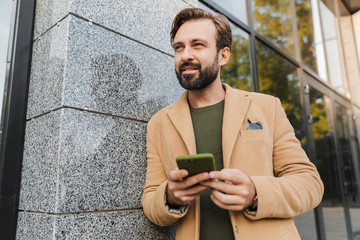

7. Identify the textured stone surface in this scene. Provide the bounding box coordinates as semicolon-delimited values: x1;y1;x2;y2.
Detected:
16;212;54;240
20;108;148;213
16;210;176;240
34;0;192;54
27;15;183;121
33;0;70;39
27;18;69;120
19;110;61;212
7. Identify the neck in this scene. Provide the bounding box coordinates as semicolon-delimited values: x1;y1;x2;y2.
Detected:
187;79;225;109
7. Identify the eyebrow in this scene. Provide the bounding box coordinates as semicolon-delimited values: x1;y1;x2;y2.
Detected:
172;38;209;48
192;38;209;45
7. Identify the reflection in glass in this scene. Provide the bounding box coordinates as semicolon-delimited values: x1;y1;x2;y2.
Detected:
256;40;304;144
319;0;345;93
295;0;327;80
293;210;317;240
252;0;296;57
211;0;248;25
0;1;13;137
338;1;360;101
221;24;252;91
309;89;347;239
334;103;360;237
198;2;252;91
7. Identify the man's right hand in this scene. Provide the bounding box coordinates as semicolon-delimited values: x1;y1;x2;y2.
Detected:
166;169;210;207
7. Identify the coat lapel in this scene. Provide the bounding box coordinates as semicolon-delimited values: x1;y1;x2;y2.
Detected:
222;84;251;168
166;91;197;155
165;84;251;164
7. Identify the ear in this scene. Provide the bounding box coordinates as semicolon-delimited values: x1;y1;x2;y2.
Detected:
218;47;230;67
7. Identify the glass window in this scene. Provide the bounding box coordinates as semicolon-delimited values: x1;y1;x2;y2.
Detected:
293;210;317;240
309;89;348;239
295;0;327;80
252;0;296;58
199;2;252;91
256;40;305;144
355;107;360;154
221;24;252;91
338;1;360;102
0;1;13;124
210;0;248;25
334;103;360;238
319;0;345;93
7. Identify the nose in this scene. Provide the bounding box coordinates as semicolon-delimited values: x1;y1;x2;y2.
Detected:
181;46;194;62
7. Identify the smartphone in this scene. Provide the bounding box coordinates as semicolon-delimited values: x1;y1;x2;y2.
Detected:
176;153;216;177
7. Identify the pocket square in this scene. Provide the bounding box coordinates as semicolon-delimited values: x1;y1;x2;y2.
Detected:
247;118;263;130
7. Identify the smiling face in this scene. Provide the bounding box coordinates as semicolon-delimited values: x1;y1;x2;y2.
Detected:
173;18;223;90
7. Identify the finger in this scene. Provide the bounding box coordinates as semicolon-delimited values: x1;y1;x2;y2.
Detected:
169;185;209;205
210;193;244;211
168;172;210;192
211;189;246;206
200;180;255;202
168;169;188;181
209;170;248;185
176;184;209;197
200;180;235;194
181;172;210;187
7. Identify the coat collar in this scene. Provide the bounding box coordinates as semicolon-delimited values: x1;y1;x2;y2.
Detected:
166;83;251;166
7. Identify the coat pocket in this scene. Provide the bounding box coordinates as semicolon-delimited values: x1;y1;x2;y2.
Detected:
240;129;270;141
231;130;273;175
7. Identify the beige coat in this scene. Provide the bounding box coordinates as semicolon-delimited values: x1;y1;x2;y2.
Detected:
142;83;323;240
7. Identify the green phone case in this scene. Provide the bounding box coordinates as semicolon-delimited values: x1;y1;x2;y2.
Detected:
176;153;216;177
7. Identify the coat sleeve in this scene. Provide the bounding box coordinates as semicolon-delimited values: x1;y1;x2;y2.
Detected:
245;97;324;220
141;118;189;226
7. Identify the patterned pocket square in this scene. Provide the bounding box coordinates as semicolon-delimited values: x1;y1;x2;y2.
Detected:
247;118;263;130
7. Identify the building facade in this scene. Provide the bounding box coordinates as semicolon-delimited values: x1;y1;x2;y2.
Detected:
0;0;360;239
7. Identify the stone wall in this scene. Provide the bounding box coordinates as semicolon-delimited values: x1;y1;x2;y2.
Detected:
16;0;196;239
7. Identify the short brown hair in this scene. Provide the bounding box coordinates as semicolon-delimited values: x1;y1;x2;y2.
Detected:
170;8;232;52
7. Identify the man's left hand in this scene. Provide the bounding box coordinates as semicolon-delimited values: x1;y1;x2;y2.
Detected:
200;168;256;211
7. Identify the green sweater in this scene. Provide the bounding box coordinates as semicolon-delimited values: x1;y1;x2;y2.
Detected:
190;100;234;240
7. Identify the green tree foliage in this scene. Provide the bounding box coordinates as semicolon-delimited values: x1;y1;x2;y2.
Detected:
252;0;295;57
221;25;252;91
295;0;318;73
309;91;329;140
256;41;306;144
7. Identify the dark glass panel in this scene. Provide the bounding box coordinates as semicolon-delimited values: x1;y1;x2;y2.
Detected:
295;0;327;80
309;89;348;239
334;103;360;237
211;0;248;24
221;24;252;91
256;40;305;144
198;2;252;91
319;0;345;93
252;0;296;57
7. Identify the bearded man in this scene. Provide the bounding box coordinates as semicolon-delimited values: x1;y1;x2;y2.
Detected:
142;8;323;240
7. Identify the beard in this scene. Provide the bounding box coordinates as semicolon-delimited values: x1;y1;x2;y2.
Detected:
175;53;220;91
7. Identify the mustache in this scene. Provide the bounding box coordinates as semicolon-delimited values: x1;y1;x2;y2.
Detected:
179;62;201;72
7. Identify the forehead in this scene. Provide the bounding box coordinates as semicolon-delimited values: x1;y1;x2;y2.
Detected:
174;18;217;44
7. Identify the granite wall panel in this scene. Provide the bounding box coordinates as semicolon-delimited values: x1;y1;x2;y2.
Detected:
18;0;192;238
20;108;148;213
19;110;61;213
34;0;196;54
17;210;175;240
27;15;183;121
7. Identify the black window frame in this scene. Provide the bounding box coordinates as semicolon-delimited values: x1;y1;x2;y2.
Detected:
0;0;36;239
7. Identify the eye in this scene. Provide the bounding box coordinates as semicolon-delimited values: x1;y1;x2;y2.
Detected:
174;45;183;52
